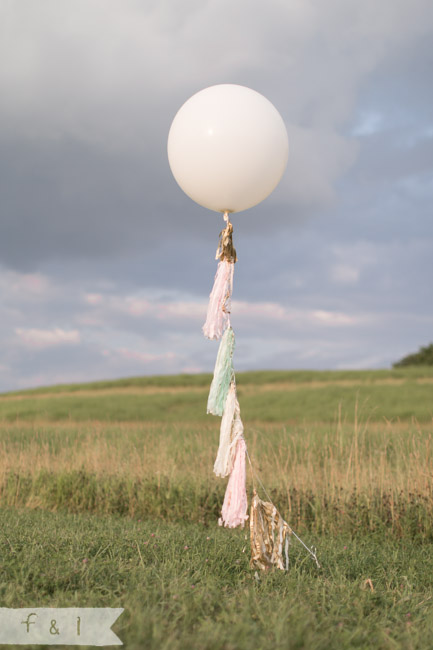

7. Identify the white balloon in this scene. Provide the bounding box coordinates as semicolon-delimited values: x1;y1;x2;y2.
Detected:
167;84;289;214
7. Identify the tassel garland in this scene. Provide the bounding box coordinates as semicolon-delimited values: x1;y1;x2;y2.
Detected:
207;327;235;416
219;438;248;528
203;214;318;568
213;381;244;478
202;260;234;340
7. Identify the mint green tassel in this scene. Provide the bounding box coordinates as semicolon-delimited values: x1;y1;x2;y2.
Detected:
207;327;235;416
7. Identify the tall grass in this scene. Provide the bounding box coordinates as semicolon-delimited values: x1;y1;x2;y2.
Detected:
1;410;432;537
2;370;433;648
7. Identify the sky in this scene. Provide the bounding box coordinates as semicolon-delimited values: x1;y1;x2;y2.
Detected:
0;0;432;391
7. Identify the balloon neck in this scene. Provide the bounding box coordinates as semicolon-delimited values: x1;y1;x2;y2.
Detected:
223;211;231;224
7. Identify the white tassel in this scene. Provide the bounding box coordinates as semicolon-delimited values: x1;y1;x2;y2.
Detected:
213;382;244;478
218;438;248;528
202;260;234;340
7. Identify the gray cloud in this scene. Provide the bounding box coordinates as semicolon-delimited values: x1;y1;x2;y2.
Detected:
1;0;431;267
0;0;432;389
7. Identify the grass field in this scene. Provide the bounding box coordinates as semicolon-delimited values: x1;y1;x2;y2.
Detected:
1;368;433;649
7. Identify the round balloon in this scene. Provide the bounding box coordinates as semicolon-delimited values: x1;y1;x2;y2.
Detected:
167;84;289;214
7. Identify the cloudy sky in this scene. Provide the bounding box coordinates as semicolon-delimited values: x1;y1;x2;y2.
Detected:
0;0;432;391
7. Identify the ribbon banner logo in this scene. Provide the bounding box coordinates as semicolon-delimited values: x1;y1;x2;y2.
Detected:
0;608;124;646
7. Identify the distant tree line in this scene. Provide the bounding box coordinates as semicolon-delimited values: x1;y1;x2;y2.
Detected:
393;343;433;367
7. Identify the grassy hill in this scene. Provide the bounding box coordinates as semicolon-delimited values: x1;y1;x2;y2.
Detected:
1;367;433;423
1;368;433;648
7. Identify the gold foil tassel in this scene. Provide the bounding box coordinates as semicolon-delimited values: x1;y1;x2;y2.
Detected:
249;489;292;571
216;213;237;263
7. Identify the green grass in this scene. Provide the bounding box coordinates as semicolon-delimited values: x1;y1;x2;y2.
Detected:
3;366;433;397
1;417;433;539
1;367;433;423
1;507;433;650
1;367;433;648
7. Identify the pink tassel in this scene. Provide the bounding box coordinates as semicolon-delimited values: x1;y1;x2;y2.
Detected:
219;438;248;528
203;260;234;340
